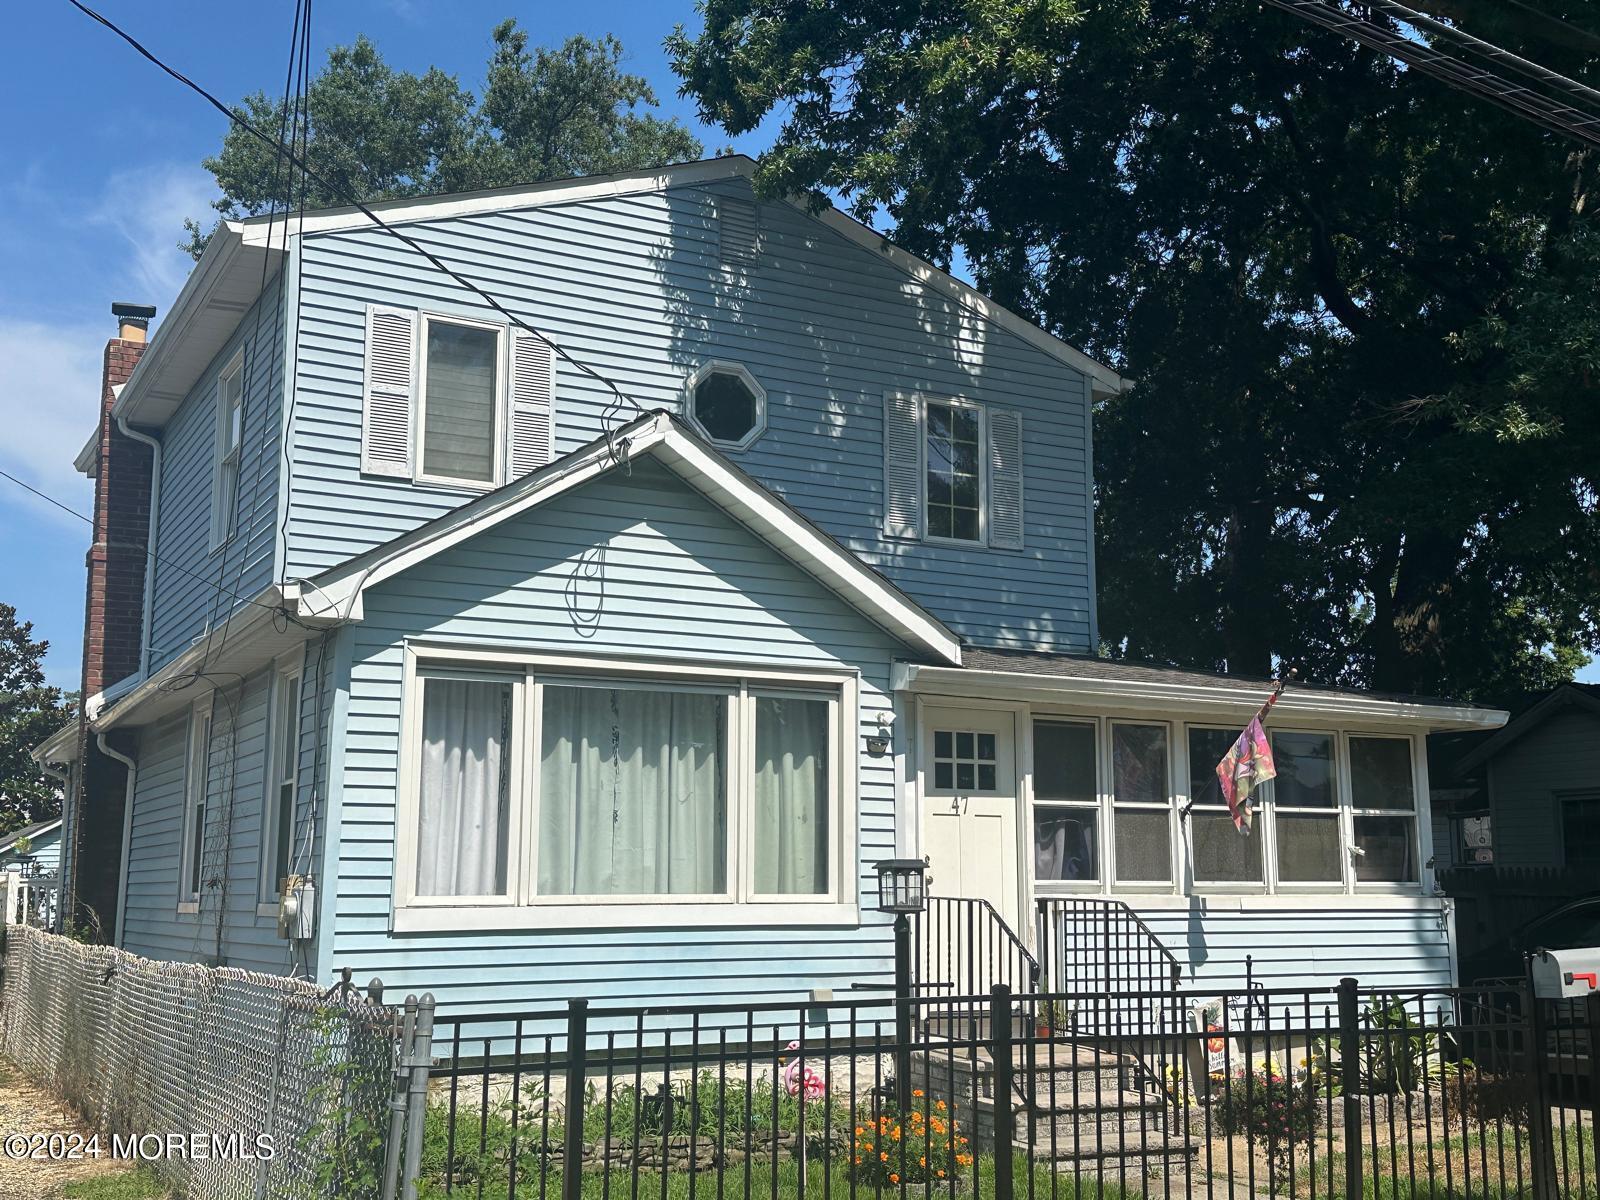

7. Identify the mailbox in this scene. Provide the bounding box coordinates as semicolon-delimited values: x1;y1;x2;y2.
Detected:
1528;948;1600;1000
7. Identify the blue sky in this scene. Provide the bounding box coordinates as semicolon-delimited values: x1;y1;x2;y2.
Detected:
2;1;1592;691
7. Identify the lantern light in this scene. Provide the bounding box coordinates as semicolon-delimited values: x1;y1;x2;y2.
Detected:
873;859;927;914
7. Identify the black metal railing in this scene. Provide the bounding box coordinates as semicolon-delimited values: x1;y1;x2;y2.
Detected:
413;978;1594;1199
1035;895;1181;1000
913;896;1041;1000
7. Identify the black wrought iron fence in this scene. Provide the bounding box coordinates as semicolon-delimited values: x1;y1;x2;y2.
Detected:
415;979;1600;1200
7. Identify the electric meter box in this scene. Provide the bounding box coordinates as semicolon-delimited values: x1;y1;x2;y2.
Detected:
1529;948;1600;1000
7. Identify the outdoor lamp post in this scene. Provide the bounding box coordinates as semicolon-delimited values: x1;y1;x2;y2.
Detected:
874;859;926;1111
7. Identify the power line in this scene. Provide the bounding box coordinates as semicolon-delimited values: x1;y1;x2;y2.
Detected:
1260;0;1600;149
1500;0;1600;56
61;0;645;429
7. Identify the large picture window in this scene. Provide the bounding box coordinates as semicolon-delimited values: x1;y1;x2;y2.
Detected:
396;650;853;928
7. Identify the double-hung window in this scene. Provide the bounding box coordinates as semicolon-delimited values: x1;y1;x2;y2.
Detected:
1272;732;1341;884
1112;723;1173;884
418;316;502;487
396;648;853;929
1033;720;1100;883
883;393;1025;549
180;701;212;911
210;351;244;549
1348;735;1418;884
1187;726;1265;885
261;663;302;904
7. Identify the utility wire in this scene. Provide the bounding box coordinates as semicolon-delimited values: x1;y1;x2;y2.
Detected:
1500;0;1600;56
60;0;644;427
1260;0;1600;149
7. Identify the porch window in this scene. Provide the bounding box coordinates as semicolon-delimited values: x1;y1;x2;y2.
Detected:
1033;721;1099;882
1272;732;1341;884
419;316;502;486
1112;723;1172;883
1349;736;1417;883
1187;727;1264;884
397;650;853;926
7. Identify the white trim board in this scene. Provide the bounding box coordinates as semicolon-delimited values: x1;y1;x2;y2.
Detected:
288;411;964;667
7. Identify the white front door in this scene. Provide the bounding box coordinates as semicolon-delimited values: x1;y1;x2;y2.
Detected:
920;706;1021;931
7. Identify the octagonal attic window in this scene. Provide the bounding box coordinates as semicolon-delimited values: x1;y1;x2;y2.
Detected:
686;361;766;450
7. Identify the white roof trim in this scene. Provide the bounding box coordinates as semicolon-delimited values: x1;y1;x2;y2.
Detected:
293;412;963;666
898;663;1508;732
0;819;62;851
30;720;78;766
236;155;1125;394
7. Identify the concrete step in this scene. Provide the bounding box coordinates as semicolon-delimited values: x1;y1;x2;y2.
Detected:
1032;1129;1199;1168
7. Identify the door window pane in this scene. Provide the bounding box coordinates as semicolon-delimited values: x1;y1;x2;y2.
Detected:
1353;816;1416;883
1274;732;1334;808
1035;722;1096;804
753;696;829;895
1350;738;1414;810
1192;811;1264;883
423;320;499;483
1113;725;1168;805
416;677;512;898
932;727;999;793
1035;807;1098;881
538;684;727;896
1115;808;1172;883
1276;813;1342;882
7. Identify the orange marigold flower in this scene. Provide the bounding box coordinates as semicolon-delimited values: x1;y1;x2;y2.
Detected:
880;1152;889;1163
890;1174;900;1185
913;1089;925;1098
935;1100;947;1111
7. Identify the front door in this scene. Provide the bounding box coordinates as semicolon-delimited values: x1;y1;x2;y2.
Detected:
920;707;1021;932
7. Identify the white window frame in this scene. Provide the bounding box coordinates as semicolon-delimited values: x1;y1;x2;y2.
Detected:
259;656;303;913
179;699;213;914
1108;720;1178;890
414;312;507;491
209;349;245;551
684;360;768;450
392;643;859;932
922;396;988;547
1182;723;1269;892
1029;716;1104;889
1344;731;1422;892
1268;728;1346;892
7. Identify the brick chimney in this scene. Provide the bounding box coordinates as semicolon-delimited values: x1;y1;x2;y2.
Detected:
63;301;156;938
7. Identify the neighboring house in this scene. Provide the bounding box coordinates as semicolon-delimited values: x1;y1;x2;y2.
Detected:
0;818;63;876
1430;683;1600;981
34;156;1505;1011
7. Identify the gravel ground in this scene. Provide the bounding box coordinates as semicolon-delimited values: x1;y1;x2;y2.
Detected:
0;1062;158;1200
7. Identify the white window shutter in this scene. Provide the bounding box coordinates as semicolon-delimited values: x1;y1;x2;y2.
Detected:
883;392;924;539
987;407;1025;549
361;305;416;477
507;330;556;477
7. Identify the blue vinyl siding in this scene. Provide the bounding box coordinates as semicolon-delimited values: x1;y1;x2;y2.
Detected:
318;459;905;1011
1128;901;1455;991
120;666;297;974
144;281;285;674
1487;708;1600;868
286;179;1094;652
0;828;61;875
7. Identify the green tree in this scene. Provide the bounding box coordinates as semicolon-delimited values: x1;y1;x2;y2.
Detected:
669;0;1600;701
0;604;74;834
186;22;702;256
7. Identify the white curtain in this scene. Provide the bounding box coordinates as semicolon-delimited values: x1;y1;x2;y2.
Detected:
416;678;510;897
753;697;830;894
537;685;726;896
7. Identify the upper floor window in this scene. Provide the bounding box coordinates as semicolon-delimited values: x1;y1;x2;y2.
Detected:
360;305;556;487
884;393;1024;549
210;351;244;550
685;361;766;450
419;316;501;486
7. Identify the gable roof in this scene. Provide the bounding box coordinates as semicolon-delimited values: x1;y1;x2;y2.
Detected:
103;156;1124;439
0;818;62;854
287;411;964;667
1456;682;1600;771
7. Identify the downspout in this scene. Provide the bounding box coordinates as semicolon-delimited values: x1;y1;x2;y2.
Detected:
114;413;161;678
95;733;138;948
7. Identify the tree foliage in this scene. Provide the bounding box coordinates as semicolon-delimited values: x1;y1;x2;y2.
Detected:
670;0;1600;701
0;604;74;834
186;23;702;256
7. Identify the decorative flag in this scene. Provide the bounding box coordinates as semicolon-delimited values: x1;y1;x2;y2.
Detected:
1216;717;1276;835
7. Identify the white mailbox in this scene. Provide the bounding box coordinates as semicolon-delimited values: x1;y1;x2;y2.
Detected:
1529;948;1600;1000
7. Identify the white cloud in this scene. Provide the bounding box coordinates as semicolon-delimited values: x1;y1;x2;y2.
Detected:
88;162;218;303
0;319;102;526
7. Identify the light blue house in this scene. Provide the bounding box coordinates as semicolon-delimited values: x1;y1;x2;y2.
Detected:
36;157;1506;1010
0;818;62;877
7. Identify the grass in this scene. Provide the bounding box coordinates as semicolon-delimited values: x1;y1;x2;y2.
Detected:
59;1168;167;1200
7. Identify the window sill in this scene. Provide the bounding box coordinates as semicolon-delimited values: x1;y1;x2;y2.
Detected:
177;901;199;915
256;901;281;920
391;900;861;934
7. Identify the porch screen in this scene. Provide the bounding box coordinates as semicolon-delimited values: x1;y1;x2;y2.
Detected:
537;684;728;896
415;677;512;897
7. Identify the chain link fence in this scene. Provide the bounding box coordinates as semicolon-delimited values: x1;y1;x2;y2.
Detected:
0;925;403;1200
